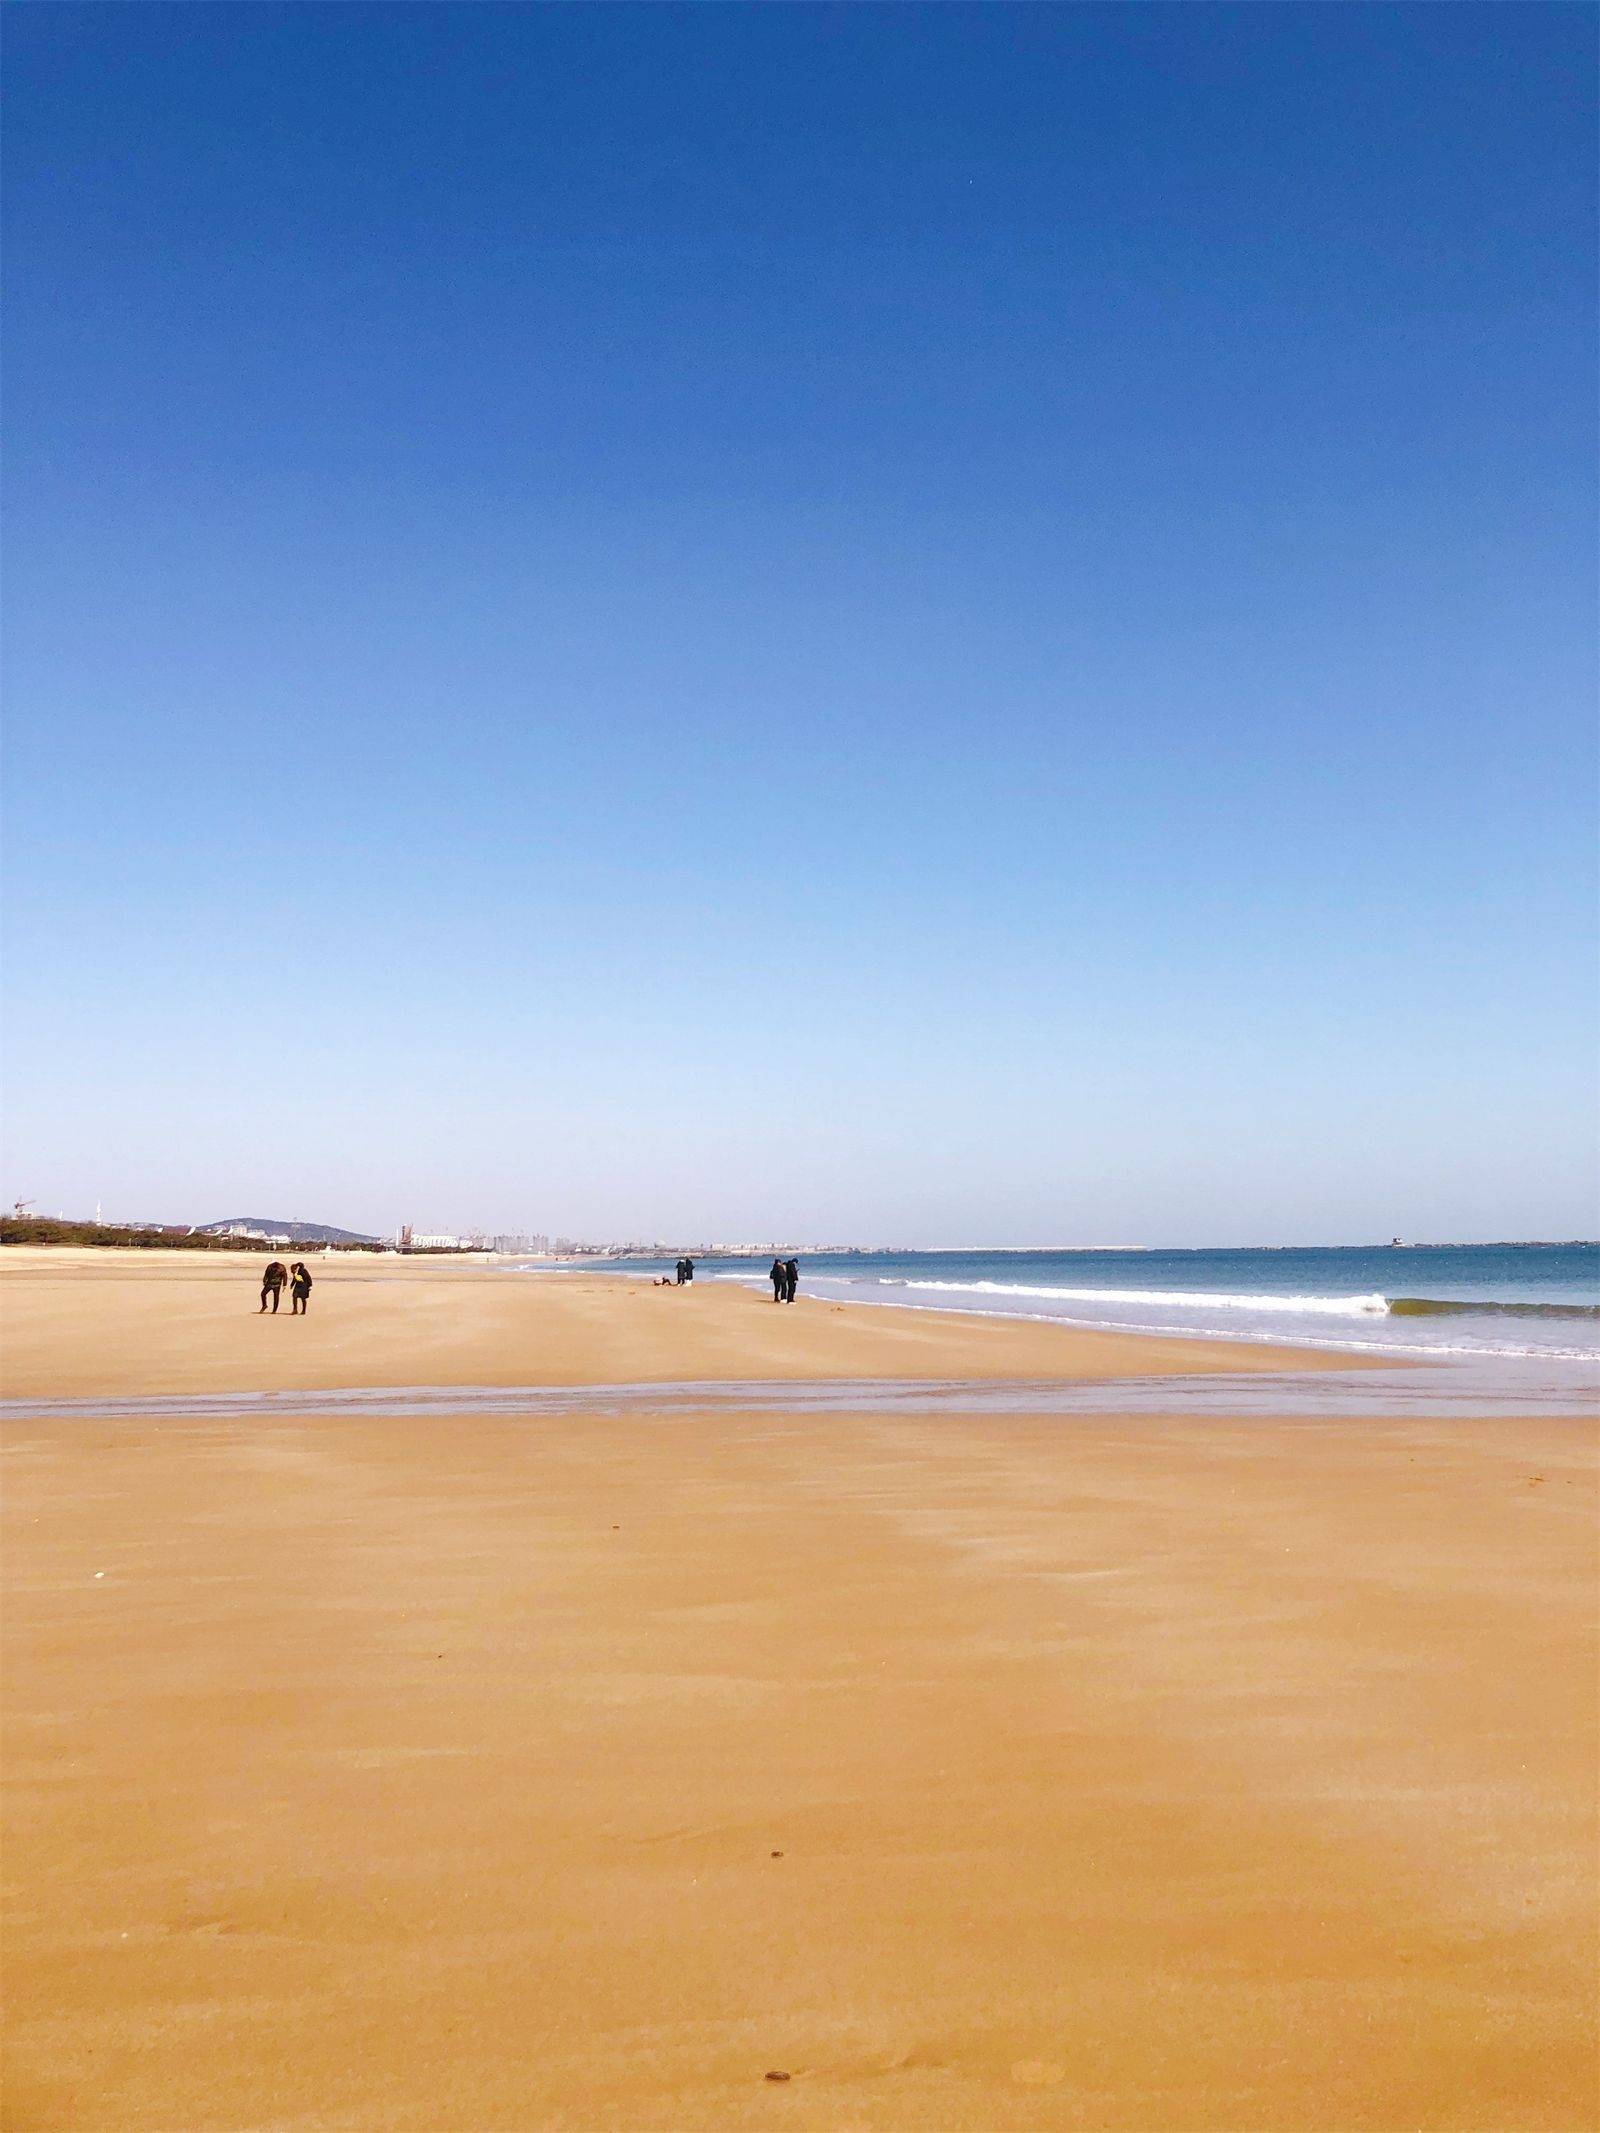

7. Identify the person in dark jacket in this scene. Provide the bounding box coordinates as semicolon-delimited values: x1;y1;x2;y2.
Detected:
783;1258;799;1303
681;1257;694;1284
259;1261;288;1314
289;1262;313;1315
769;1257;787;1302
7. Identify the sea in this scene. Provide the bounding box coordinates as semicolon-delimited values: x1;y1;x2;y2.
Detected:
575;1242;1600;1414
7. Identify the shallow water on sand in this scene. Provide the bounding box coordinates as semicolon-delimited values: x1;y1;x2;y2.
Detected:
4;1356;1594;1423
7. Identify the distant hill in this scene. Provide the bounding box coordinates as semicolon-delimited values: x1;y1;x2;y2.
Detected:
198;1217;380;1246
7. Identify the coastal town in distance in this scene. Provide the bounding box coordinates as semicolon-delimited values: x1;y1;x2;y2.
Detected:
0;1206;890;1258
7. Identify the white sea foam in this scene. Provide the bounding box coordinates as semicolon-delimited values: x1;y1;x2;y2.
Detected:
879;1278;1391;1318
836;1292;1599;1364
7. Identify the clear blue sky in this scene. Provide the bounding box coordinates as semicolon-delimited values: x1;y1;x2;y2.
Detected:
3;3;1594;1244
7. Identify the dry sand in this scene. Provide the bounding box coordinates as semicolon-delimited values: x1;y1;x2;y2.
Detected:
2;1253;1596;2130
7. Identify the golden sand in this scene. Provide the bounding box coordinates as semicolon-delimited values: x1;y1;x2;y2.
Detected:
2;1253;1595;2130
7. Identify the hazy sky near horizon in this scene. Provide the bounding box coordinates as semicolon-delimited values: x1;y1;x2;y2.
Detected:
3;3;1595;1246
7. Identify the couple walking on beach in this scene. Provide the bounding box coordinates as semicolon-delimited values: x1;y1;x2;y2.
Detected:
770;1257;799;1303
259;1260;313;1315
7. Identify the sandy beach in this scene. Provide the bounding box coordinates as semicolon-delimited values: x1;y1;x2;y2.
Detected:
3;1252;1596;2130
0;1247;1384;1404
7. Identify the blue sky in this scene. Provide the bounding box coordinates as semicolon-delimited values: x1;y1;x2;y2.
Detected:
3;3;1594;1244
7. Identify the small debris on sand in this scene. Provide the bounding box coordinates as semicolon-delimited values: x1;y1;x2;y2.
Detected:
764;2070;791;2082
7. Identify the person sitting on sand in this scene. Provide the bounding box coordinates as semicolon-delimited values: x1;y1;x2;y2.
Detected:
770;1257;787;1302
259;1261;289;1314
289;1262;313;1315
783;1257;799;1303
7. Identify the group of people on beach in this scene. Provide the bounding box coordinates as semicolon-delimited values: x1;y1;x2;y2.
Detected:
258;1260;313;1315
262;1252;797;1312
652;1255;799;1299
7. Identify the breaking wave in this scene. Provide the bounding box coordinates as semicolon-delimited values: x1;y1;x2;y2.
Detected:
879;1279;1392;1318
870;1281;1598;1322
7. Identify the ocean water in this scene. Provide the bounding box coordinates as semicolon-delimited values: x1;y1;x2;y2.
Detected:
593;1243;1600;1371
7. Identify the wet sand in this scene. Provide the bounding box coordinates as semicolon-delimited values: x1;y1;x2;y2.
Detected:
2;1256;1595;2129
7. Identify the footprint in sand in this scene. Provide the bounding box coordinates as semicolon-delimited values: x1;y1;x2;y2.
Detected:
1010;2060;1066;2087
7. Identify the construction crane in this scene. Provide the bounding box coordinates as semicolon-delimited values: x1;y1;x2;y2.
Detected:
12;1198;35;1217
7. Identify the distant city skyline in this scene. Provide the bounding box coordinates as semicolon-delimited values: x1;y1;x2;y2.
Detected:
6;1205;1592;1258
3;5;1595;1245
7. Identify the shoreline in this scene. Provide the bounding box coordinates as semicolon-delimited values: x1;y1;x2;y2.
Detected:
623;1260;1600;1370
0;1246;1392;1405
